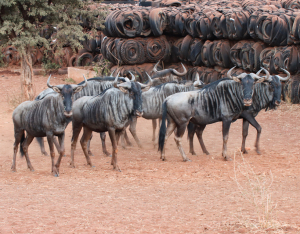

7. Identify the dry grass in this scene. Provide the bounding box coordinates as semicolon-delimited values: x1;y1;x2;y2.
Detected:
233;150;279;230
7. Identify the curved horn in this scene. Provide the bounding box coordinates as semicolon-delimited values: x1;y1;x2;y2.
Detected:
129;71;135;81
47;75;53;88
113;72;120;88
172;63;187;76
193;73;202;86
277;68;290;81
145;72;153;87
110;69;116;77
237;73;248;79
227;66;236;79
261;67;271;81
81;75;88;87
255;68;263;76
152;61;160;73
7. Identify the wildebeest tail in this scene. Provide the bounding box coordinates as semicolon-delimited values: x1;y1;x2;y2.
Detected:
36;137;44;150
187;122;195;141
19;131;25;157
158;101;167;153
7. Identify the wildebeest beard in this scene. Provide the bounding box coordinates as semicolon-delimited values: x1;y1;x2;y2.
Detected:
130;82;143;116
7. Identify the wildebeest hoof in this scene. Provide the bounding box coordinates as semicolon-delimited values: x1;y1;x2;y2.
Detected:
88;151;94;157
242;150;248;154
63;154;66;157
108;154;112;157
256;150;261;155
204;152;210;155
183;158;191;162
42;152;49;157
190;151;197;156
54;174;59;177
225;156;232;161
70;163;75;168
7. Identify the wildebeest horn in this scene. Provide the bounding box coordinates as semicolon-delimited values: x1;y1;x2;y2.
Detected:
152;61;160;73
255;68;263;76
81;75;88;87
47;75;53;88
172;63;187;76
145;72;153;86
193;73;203;86
129;71;135;81
110;69;116;77
113;72;120;88
138;72;153;89
260;67;272;82
227;66;236;79
277;68;290;81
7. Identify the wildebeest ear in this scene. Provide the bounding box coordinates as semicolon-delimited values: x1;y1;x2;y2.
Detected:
52;86;61;93
72;86;84;93
255;78;265;83
232;76;241;83
119;87;128;93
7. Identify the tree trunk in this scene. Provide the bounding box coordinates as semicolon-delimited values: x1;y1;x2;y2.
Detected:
20;46;34;100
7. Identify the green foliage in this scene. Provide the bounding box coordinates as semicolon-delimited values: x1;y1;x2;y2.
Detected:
64;78;76;84
0;0;108;53
42;57;60;71
93;59;111;76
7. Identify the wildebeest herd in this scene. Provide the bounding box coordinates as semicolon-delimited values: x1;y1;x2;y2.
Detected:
11;63;290;176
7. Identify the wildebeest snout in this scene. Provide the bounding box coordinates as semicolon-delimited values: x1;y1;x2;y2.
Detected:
135;110;143;117
243;99;252;106
64;111;73;117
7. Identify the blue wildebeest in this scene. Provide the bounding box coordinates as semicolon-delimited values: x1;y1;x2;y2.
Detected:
128;72;204;147
187;68;291;156
158;67;267;161
70;73;151;170
11;75;87;176
35;74;133;157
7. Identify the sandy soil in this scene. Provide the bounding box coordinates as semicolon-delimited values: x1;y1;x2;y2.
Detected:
0;67;300;233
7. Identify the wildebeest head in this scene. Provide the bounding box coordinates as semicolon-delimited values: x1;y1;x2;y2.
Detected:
47;75;87;117
151;61;187;82
113;72;152;117
227;67;266;106
258;67;290;108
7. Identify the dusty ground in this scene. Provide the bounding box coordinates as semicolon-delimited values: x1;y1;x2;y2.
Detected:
0;67;300;233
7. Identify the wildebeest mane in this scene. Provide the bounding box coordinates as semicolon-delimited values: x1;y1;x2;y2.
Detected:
199;78;231;93
77;77;127;85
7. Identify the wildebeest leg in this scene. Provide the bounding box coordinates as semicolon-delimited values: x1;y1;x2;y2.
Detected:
241;114;262;155
11;130;24;172
161;120;176;161
118;131;126;149
22;134;35;171
55;133;65;172
87;134;93;156
70;123;83;168
195;125;210;155
108;128;121;171
53;136;61;155
222;120;232;161
100;132;111;156
129;117;142;148
152;119;157;142
241;119;250;154
124;130;133;146
36;137;49;156
174;123;191;162
46;133;59;176
187;122;196;155
80;127;93;167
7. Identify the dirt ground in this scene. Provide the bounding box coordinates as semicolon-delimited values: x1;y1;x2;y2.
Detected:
0;67;300;233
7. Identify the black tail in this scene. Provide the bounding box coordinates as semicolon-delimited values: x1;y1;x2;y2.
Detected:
36;137;44;149
187;122;195;141
19;132;25;157
158;101;167;153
